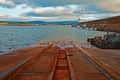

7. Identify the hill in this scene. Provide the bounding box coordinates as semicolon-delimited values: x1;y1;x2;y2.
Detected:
80;15;120;32
0;20;77;25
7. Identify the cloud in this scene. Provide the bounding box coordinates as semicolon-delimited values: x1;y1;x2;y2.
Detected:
94;0;120;12
1;0;120;12
22;6;78;21
23;4;104;17
24;6;76;17
1;11;120;21
11;0;120;12
12;0;87;7
0;0;120;13
0;4;33;17
0;15;60;21
21;4;120;21
1;12;120;22
0;0;120;21
23;4;109;18
81;13;120;21
0;0;15;7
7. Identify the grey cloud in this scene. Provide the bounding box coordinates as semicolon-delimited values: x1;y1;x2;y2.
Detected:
20;4;120;21
23;6;76;17
12;0;120;12
0;0;15;7
1;12;120;21
12;0;87;7
23;4;109;18
1;0;120;12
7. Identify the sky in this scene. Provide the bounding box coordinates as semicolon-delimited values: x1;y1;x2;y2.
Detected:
0;0;120;21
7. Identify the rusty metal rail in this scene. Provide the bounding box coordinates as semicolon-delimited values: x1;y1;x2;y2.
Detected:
0;44;53;80
74;44;120;80
48;49;73;80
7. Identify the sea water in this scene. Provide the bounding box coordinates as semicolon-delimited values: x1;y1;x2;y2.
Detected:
0;25;106;54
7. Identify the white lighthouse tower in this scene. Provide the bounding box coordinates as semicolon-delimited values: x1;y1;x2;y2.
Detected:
78;16;82;26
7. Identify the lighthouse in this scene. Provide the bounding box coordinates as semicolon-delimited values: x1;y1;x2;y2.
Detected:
78;17;81;26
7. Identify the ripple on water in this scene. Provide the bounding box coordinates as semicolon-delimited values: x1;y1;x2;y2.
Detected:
0;25;106;54
0;50;6;54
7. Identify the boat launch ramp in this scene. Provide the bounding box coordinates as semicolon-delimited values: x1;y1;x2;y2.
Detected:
0;41;120;80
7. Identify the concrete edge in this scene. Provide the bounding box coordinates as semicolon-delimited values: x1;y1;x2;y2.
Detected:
74;44;120;80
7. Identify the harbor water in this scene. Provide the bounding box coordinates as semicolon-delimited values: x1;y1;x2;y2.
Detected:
0;25;106;54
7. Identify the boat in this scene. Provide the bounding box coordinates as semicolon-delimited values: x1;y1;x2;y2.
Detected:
71;25;76;27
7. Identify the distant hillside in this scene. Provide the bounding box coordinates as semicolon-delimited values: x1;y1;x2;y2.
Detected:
80;15;120;32
46;21;77;25
27;21;45;24
83;15;120;24
27;20;77;25
0;20;77;25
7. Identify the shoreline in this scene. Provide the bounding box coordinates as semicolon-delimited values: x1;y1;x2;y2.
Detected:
0;24;70;27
